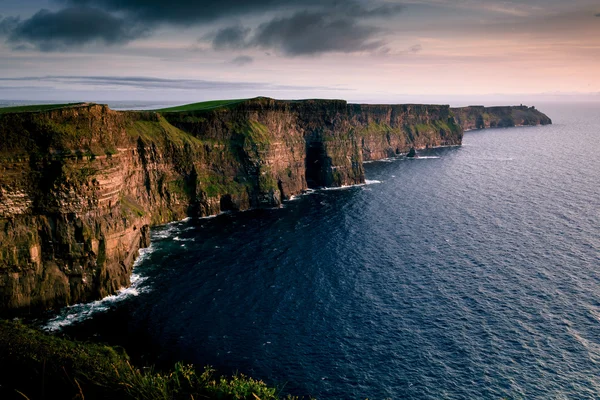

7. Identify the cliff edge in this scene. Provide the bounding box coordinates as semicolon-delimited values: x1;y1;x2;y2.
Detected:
0;98;550;313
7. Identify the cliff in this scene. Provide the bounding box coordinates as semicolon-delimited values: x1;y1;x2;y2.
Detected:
0;98;550;313
451;105;552;130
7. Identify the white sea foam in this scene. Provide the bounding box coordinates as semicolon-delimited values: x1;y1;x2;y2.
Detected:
322;185;356;191
173;236;195;242
286;189;317;202
42;272;150;332
41;245;154;332
321;179;383;191
153;224;179;240
134;245;155;266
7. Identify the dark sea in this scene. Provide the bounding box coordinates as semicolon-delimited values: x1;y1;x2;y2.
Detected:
40;103;600;399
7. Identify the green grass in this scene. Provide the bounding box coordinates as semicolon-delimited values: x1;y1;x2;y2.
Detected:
120;195;146;218
199;174;250;198
156;99;251;113
126;116;204;147
0;103;84;114
356;122;394;138
0;319;307;400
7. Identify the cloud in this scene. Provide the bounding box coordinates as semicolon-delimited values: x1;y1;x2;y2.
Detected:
63;0;403;32
8;7;146;51
211;25;250;50
409;44;422;53
0;75;350;92
253;12;386;55
595;13;600;17
61;0;329;25
256;11;388;55
0;15;20;35
5;0;402;53
230;56;254;66
209;9;393;56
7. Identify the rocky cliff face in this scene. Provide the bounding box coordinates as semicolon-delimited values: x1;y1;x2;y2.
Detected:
0;99;550;313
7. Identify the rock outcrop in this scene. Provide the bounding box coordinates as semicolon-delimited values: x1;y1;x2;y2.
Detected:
0;98;550;313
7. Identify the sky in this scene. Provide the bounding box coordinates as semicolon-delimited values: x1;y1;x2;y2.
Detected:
0;0;599;105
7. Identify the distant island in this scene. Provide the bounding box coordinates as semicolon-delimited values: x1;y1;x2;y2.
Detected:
0;97;551;314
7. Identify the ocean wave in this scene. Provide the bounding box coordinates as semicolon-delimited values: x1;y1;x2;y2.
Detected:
153;224;181;240
322;184;360;191
287;189;317;202
134;245;155;266
173;236;195;242
152;216;199;239
41;245;154;332
321;180;382;191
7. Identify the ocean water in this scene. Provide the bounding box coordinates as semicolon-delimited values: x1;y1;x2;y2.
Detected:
42;103;600;399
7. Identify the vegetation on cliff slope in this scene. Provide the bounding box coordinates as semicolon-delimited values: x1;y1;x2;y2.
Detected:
156;99;250;113
0;320;304;400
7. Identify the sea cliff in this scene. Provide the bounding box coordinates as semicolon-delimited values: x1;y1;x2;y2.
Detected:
0;98;551;313
451;105;552;130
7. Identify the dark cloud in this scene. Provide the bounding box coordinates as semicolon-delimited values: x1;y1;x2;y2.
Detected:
8;7;146;51
203;2;402;56
595;13;600;17
230;55;254;66
61;0;325;25
61;0;403;25
211;25;250;50
5;0;402;53
252;11;386;55
0;15;20;35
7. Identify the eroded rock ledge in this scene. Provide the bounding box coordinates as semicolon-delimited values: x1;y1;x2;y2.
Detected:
0;98;551;313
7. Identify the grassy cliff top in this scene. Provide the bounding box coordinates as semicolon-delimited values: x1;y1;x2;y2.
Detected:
155;98;251;112
0;99;548;117
0;98;349;115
